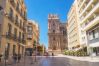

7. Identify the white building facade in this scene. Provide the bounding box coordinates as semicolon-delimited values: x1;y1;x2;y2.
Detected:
76;0;99;56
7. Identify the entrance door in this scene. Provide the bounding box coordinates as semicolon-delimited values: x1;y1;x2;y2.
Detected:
96;47;99;56
5;43;10;59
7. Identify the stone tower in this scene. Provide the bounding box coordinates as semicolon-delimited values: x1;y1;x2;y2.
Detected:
48;14;67;55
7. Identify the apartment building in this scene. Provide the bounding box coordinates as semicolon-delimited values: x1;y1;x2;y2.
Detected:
67;1;81;51
0;0;27;61
26;20;39;55
77;0;99;55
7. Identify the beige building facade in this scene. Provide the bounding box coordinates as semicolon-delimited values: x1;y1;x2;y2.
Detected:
0;0;27;61
67;1;81;51
26;20;39;55
67;0;99;55
48;14;68;55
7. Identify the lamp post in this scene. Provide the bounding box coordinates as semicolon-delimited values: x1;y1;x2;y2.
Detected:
4;46;7;66
24;47;26;66
0;6;5;65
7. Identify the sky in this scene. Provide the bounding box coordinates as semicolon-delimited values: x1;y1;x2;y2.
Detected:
24;0;74;48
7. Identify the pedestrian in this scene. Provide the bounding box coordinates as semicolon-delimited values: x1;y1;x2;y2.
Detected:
13;53;17;64
52;53;54;56
18;54;21;63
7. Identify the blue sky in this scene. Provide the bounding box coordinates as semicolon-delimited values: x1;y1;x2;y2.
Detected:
24;0;74;48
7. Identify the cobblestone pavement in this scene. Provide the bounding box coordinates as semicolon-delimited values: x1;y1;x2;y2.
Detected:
0;56;99;66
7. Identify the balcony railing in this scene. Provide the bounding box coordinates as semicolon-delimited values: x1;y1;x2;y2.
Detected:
80;0;93;17
22;39;26;44
81;2;99;24
18;37;22;43
15;22;19;27
16;8;20;15
13;35;18;41
83;14;99;31
6;32;13;39
8;15;14;23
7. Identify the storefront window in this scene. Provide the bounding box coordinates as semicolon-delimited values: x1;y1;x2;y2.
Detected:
89;32;93;40
95;28;98;39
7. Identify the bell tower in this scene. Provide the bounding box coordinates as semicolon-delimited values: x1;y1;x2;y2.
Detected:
48;14;61;54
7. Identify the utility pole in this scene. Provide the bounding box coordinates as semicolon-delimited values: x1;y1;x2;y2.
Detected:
4;47;7;66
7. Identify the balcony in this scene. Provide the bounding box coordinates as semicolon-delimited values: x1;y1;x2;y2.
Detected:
23;16;27;20
23;27;26;31
20;26;23;30
15;22;19;27
8;15;14;23
22;39;26;44
18;37;22;43
81;2;99;24
16;8;20;15
13;35;18;41
83;14;99;31
6;32;13;39
80;0;93;17
78;0;86;11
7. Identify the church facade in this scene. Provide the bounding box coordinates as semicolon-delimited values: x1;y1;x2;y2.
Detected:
48;14;68;55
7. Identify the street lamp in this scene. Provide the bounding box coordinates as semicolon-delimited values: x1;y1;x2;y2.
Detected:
4;45;7;66
24;47;26;66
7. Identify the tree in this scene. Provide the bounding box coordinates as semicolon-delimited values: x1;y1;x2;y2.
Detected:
33;40;36;50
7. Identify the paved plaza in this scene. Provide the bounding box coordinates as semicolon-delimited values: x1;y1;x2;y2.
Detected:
0;56;99;66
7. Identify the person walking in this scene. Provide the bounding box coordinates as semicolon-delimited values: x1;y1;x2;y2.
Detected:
52;53;54;56
18;54;21;63
13;53;17;64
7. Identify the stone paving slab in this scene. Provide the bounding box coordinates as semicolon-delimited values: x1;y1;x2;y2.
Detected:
57;54;99;62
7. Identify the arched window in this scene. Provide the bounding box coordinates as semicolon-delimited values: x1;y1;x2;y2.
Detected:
53;37;55;41
53;30;55;33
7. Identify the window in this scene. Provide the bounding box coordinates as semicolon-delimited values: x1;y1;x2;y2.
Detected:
16;3;19;12
20;20;22;28
5;43;10;59
14;28;17;39
53;23;55;26
22;33;25;39
9;8;13;18
0;40;1;48
15;15;18;24
0;24;1;48
24;11;26;18
0;6;3;11
89;32;93;40
8;23;12;34
53;30;55;33
53;37;55;41
0;24;1;34
19;32;21;40
20;9;22;16
89;27;99;40
95;28;98;38
9;8;14;21
13;45;16;55
63;30;66;35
